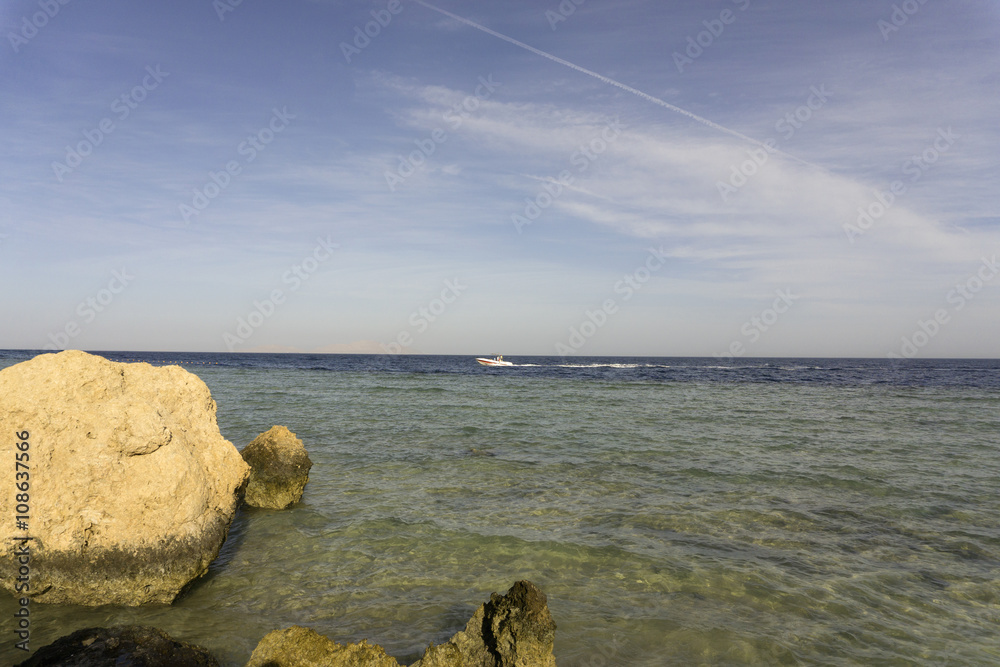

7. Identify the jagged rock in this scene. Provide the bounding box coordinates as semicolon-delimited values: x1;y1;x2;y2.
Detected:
245;626;400;667
15;625;219;666
412;580;557;667
242;582;556;667
240;425;313;509
0;350;250;605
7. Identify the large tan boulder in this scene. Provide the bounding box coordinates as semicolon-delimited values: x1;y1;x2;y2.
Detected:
241;425;313;509
0;350;250;605
245;626;400;667
412;580;557;667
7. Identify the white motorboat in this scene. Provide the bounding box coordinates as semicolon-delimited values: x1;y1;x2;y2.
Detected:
475;355;513;367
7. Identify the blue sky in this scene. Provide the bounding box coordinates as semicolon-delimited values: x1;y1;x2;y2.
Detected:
1;0;998;357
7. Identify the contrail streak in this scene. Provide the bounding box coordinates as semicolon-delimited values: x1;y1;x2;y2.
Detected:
412;0;820;169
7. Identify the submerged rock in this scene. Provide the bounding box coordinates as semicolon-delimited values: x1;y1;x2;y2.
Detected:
245;626;400;667
468;447;496;457
15;625;219;666
0;350;250;605
240;425;313;509
412;580;557;667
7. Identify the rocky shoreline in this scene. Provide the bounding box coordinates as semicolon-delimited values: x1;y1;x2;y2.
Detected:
1;351;558;666
15;580;556;666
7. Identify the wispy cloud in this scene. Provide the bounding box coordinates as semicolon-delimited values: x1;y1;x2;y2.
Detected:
1;1;996;355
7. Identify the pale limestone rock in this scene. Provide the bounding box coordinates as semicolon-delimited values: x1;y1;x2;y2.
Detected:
241;425;312;509
245;626;401;667
0;350;250;605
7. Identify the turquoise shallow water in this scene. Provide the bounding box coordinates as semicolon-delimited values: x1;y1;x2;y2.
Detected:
2;353;999;665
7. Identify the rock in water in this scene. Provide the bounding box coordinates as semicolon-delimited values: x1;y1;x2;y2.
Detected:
242;582;556;667
240;425;313;509
0;351;250;605
413;580;557;667
245;626;400;667
15;625;219;667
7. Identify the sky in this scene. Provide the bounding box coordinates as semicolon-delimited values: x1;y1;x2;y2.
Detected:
1;0;998;357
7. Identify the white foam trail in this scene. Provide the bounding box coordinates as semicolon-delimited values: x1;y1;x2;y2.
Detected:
412;0;820;169
509;363;677;368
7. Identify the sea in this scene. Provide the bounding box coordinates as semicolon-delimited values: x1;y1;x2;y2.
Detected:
1;351;998;666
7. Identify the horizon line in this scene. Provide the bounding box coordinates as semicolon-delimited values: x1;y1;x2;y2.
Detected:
2;348;997;361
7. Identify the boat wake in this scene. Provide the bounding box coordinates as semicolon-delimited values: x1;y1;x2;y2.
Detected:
514;363;676;369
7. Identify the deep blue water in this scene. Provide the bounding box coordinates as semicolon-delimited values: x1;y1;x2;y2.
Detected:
4;350;997;388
